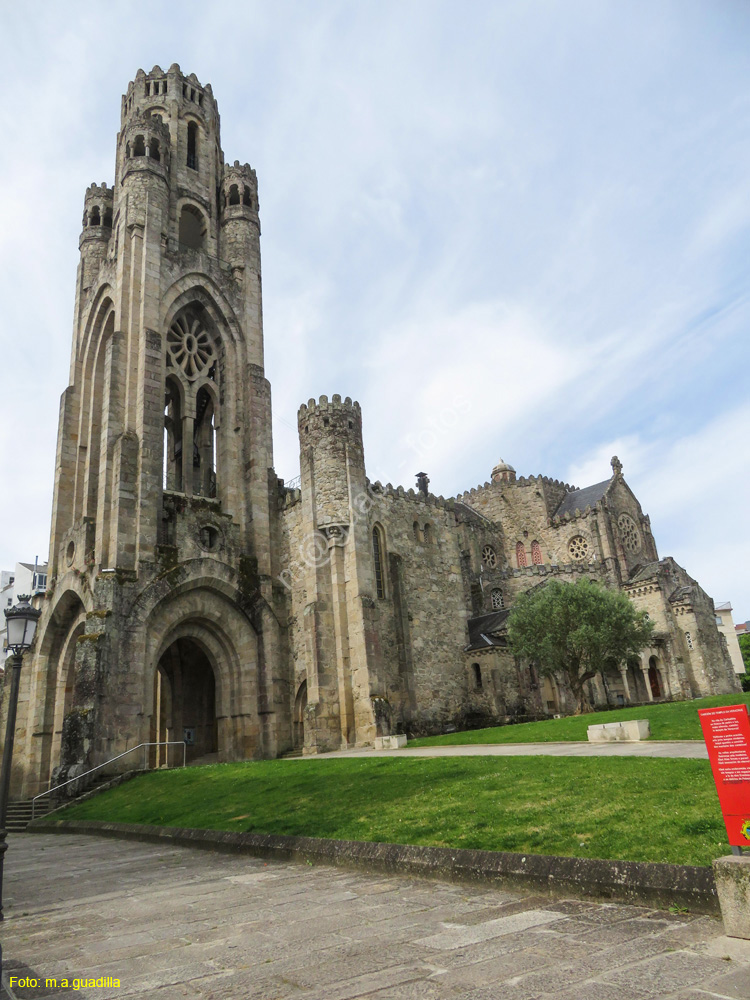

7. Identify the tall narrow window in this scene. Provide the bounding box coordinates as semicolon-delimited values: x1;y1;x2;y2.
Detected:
516;541;527;567
194;387;216;497
423;523;431;544
187;121;198;170
228;184;240;205
372;525;385;599
531;540;542;565
163;378;183;491
472;663;483;689
685;631;693;650
491;588;504;610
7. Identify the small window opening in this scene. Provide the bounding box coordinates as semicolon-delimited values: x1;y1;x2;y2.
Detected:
187;121;198;170
348;420;353;429
516;541;527;568
472;663;483;689
199;525;219;550
178;204;206;250
413;521;420;542
228;184;240;206
423;523;431;544
103;207;113;227
190;88;196;102
491;588;504;610
372;526;385;599
89;206;101;226
322;417;329;426
149;138;160;162
242;185;252;207
685;631;693;650
531;540;542;565
182;83;187;98
145;82;150;96
133;134;146;157
198;93;203;107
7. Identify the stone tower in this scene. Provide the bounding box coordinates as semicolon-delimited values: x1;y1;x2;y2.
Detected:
11;66;288;796
294;395;386;751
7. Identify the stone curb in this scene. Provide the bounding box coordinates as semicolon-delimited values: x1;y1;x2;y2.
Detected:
28;819;719;914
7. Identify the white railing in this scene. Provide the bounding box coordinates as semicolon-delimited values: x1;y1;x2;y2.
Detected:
31;741;186;821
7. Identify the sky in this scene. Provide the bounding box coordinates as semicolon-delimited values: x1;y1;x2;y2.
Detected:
0;0;748;616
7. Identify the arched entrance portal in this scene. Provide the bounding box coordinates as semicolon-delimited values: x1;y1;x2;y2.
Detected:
648;656;663;699
155;638;218;764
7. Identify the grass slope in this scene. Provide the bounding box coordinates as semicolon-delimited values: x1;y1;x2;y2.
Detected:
407;693;750;746
51;756;729;867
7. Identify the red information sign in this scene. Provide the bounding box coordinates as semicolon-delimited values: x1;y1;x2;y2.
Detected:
698;704;750;847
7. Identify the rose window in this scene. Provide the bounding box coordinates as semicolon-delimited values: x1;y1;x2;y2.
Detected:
568;535;589;561
167;313;216;380
617;514;641;553
482;545;497;569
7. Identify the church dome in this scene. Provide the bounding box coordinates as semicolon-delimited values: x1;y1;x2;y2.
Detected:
491;458;516;483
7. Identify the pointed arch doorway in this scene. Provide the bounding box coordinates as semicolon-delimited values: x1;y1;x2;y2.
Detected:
154;638;218;764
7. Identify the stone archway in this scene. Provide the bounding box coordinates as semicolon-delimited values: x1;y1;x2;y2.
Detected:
154;637;218;764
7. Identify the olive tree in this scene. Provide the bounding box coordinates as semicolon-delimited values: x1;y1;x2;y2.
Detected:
507;578;654;714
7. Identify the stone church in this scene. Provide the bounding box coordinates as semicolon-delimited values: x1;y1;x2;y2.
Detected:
6;67;738;797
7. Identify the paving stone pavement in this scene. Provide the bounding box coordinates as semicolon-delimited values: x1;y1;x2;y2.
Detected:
3;832;750;1000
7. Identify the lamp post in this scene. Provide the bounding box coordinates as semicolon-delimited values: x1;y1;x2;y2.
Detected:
0;596;41;920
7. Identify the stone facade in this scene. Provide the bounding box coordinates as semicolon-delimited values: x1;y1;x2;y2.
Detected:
3;68;739;797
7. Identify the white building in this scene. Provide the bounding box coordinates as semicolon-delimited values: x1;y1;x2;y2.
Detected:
715;601;746;676
0;560;48;657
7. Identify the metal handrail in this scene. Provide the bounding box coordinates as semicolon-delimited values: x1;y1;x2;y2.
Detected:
31;741;186;821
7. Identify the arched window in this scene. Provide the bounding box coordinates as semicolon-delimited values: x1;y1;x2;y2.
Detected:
491;588;504;610
423;523;431;544
149;138;161;162
89;206;100;226
531;540;542;565
685;631;693;650
164;309;220;501
243;185;252;207
187;121;198;170
412;520;420;542
516;541;527;567
372;525;385;599
133;134;146;157
228;184;240;206
103;207;113;228
178;205;206;250
472;663;483;689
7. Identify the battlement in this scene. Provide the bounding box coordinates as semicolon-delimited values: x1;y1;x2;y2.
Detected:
221;162;259;215
457;473;576;502
368;479;455;512
81;183;114;231
121;64;218;129
298;394;361;425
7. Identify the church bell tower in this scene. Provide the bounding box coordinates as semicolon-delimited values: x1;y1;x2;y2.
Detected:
10;66;289;797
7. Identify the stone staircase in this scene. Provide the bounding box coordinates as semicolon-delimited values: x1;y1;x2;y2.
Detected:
5;798;53;832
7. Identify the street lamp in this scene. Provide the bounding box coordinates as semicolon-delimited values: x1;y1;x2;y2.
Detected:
0;596;41;920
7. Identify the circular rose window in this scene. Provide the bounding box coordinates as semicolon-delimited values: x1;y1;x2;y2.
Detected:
568;535;589;561
167;312;216;380
617;513;641;553
482;545;497;569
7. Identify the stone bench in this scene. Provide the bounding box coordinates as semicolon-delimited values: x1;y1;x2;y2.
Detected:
373;734;408;750
587;719;651;742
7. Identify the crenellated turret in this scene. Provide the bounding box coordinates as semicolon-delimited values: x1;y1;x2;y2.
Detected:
298;395;365;528
219;161;260;271
115;65;224;258
79;182;114;290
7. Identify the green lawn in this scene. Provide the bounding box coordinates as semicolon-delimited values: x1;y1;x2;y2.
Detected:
407;692;750;746
48;755;730;867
